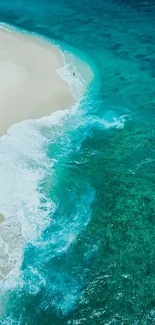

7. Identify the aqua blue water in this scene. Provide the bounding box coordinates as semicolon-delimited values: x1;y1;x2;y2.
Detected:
0;0;155;324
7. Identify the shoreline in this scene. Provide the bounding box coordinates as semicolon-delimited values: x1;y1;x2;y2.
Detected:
0;27;77;279
0;27;75;136
0;26;94;281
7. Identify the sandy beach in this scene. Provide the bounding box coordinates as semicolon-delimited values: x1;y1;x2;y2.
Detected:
0;28;74;136
0;27;76;279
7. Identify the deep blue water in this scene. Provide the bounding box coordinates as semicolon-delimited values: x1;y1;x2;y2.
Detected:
0;0;155;324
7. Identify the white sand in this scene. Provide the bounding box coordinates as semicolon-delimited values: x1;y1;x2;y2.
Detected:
0;28;74;136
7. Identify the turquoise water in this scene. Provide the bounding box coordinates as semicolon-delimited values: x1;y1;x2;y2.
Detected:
0;0;155;324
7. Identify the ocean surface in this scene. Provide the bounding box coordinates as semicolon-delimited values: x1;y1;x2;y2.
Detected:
0;0;155;324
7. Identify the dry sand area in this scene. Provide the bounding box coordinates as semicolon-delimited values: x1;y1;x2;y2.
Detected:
0;28;74;136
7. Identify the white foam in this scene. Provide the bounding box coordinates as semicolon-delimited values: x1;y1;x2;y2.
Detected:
0;23;15;33
101;114;131;129
0;119;52;279
0;107;96;320
0;92;128;287
58;49;94;100
0;97;84;290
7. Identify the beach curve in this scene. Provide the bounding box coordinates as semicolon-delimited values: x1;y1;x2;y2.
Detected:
0;26;94;282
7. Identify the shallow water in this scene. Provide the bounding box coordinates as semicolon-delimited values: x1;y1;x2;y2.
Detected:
0;0;155;324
